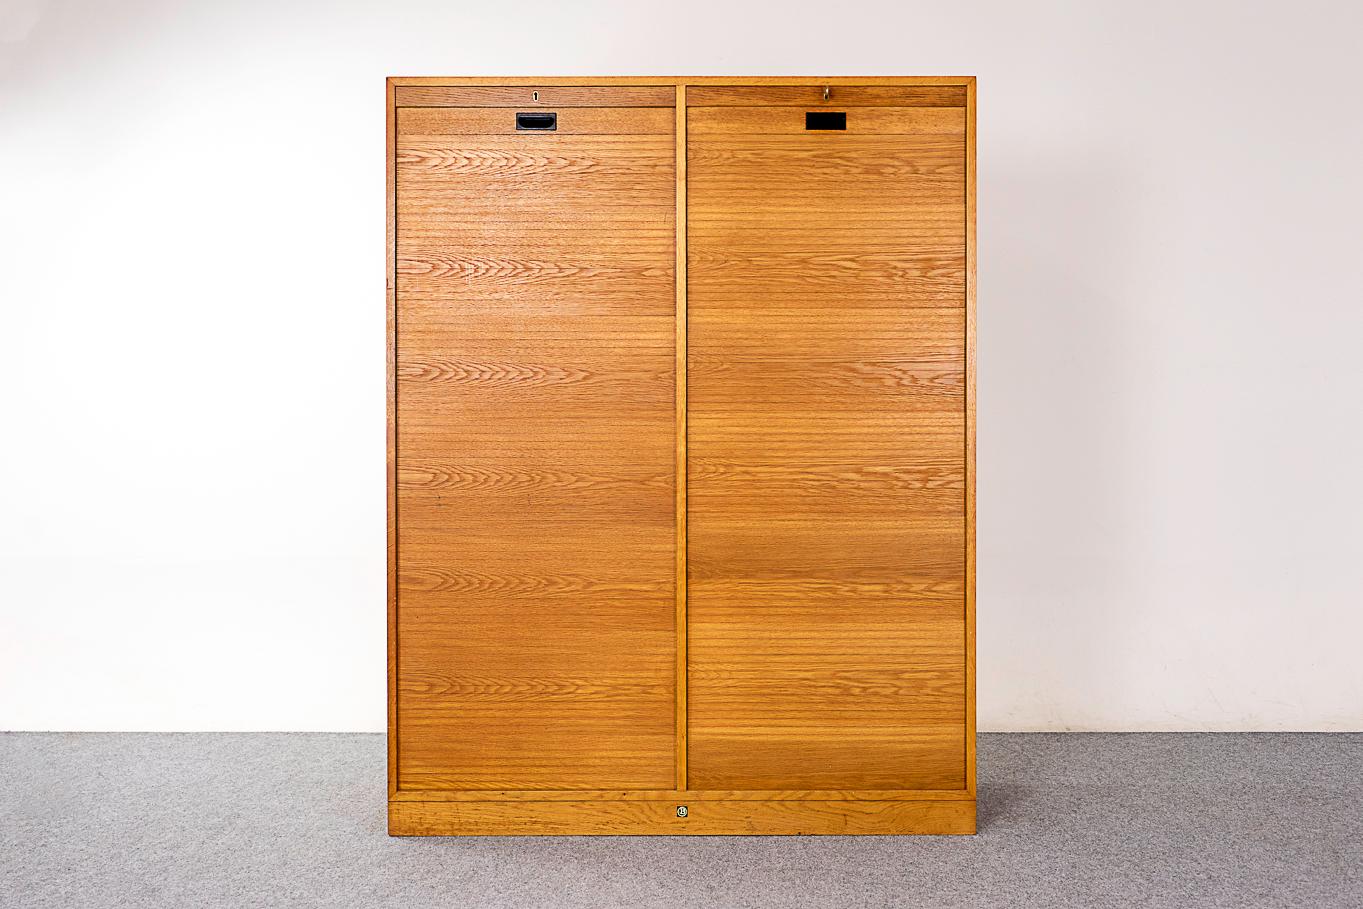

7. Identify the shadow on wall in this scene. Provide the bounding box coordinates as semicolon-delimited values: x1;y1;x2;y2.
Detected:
979;159;1146;730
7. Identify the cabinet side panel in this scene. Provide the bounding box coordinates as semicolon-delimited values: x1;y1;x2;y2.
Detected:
686;101;968;791
394;105;677;791
387;78;398;798
964;78;977;796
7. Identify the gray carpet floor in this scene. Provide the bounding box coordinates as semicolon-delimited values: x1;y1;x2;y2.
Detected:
2;733;1360;908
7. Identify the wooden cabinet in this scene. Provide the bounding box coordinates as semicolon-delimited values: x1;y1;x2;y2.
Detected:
387;78;975;835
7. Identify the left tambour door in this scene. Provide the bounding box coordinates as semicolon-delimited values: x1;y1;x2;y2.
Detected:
393;90;678;791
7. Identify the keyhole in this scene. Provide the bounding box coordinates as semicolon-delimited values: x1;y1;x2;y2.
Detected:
532;90;539;102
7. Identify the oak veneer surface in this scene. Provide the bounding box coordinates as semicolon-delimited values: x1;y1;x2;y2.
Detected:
686;101;969;791
395;85;675;107
394;104;677;791
685;85;966;107
390;798;975;836
389;78;975;833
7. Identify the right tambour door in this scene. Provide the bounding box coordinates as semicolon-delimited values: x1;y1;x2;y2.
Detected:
686;87;968;791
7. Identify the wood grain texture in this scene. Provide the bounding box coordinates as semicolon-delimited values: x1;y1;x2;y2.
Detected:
390;787;972;802
673;84;689;792
386;77;399;799
686;95;969;792
389;77;975;87
398;107;673;136
964;77;978;796
687;85;966;107
390;799;975;835
394;103;677;792
689;106;964;136
387;77;976;833
395;85;675;107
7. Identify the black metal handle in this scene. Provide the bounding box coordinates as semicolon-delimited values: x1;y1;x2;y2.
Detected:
805;111;846;130
516;112;557;131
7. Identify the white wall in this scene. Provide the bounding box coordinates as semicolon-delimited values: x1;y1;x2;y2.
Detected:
2;0;1361;732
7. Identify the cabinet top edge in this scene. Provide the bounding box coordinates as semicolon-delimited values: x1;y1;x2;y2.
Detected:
387;76;976;87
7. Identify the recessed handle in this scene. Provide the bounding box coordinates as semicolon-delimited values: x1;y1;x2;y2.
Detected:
516;111;557;131
805;111;847;130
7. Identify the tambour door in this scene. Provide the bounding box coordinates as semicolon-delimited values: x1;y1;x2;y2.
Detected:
686;86;970;791
393;89;678;791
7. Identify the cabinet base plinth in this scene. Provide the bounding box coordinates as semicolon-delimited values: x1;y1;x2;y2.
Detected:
388;798;975;836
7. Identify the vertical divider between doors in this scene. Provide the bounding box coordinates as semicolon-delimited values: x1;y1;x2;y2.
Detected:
674;83;689;792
